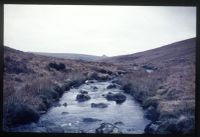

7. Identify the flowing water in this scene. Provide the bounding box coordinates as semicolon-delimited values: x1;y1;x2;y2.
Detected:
10;81;150;134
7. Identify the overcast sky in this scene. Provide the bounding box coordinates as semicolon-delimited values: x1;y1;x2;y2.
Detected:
4;5;196;56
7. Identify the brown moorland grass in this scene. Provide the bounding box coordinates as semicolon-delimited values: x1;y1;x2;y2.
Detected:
107;38;195;134
3;38;195;134
117;63;195;133
3;46;119;129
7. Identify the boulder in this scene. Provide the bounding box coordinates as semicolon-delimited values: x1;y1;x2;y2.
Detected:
91;86;98;90
156;117;194;134
61;112;69;115
91;103;108;108
102;94;106;97
63;102;67;107
46;125;64;133
176;116;195;134
156;119;179;134
144;121;161;134
76;93;91;102
105;92;127;104
80;90;88;94
107;84;117;89
122;83;132;94
144;106;159;121
82;118;102;122
96;123;122;134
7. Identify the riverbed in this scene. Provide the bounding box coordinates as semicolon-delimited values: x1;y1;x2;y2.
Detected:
10;80;150;134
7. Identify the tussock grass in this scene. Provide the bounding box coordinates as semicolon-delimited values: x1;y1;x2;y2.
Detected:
3;45;105;128
3;47;99;128
118;70;168;102
3;70;89;128
157;100;195;119
116;61;195;133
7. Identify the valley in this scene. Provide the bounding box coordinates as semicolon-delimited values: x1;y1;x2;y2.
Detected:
3;38;196;134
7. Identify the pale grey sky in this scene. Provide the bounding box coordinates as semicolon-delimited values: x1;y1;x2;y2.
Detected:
4;5;196;56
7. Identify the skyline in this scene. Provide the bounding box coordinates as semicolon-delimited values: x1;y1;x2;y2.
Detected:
4;5;196;56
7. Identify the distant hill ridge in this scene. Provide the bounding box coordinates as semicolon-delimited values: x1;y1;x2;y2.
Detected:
101;37;196;67
32;52;107;62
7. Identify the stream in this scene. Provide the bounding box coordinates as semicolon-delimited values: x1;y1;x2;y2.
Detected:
10;80;150;134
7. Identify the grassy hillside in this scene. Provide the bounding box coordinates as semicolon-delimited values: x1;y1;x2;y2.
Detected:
103;38;196;134
3;46;119;129
3;38;195;134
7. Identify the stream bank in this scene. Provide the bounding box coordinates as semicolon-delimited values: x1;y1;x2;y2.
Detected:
8;80;150;134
